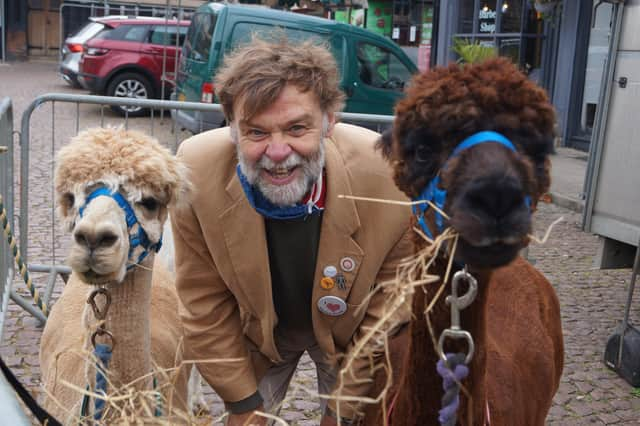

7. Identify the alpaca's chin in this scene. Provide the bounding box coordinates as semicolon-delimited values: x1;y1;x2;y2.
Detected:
455;239;523;269
76;268;124;285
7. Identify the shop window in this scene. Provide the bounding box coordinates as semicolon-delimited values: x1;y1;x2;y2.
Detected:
458;1;474;33
500;0;523;32
454;0;545;76
478;1;497;34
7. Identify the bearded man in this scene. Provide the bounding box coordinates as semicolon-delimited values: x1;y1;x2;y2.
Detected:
171;38;413;426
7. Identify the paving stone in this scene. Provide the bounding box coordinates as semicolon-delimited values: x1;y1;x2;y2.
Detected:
598;413;621;424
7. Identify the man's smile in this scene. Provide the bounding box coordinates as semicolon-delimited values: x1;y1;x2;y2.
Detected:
261;165;300;185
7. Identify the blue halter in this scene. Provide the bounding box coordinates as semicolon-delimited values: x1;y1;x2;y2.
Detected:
78;187;162;269
412;131;532;240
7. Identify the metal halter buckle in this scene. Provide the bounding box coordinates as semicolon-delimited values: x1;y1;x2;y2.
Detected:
438;269;478;365
87;287;115;349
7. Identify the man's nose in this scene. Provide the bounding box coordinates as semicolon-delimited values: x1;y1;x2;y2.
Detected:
264;139;292;163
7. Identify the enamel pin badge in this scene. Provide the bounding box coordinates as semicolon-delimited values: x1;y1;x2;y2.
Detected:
323;265;338;278
320;277;335;290
340;257;356;272
317;295;347;316
335;274;347;290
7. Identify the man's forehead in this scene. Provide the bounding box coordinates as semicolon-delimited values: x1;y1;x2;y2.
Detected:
232;84;321;123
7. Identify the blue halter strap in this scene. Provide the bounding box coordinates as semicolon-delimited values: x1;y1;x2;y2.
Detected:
78;186;162;269
412;131;531;240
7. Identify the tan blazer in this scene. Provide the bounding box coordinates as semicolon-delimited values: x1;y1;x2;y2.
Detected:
171;123;413;417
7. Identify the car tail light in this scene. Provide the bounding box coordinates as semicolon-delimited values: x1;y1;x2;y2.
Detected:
67;43;83;53
201;82;215;103
85;46;109;56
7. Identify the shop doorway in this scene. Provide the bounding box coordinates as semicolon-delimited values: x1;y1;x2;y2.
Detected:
565;1;613;151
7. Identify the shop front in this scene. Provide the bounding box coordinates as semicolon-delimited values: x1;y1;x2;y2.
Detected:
435;1;558;91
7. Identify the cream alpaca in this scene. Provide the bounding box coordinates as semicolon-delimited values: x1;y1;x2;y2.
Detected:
39;127;197;423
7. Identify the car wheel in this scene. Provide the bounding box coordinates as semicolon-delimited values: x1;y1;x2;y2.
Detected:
106;72;154;117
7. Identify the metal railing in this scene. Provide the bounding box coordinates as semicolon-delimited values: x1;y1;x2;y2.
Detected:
10;92;393;324
0;98;14;342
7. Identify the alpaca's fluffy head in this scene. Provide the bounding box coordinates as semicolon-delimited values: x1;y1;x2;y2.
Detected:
55;127;191;284
380;58;556;267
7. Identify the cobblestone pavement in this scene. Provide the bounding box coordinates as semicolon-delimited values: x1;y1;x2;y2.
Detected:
1;61;640;424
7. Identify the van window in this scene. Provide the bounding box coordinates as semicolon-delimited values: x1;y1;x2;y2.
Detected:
228;23;344;76
229;23;328;50
184;13;217;62
149;25;188;46
356;42;412;91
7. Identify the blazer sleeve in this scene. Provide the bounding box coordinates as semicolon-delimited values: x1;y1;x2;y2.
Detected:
327;227;414;420
171;193;258;404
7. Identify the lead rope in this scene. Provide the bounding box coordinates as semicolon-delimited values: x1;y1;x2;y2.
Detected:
437;269;478;426
81;288;115;421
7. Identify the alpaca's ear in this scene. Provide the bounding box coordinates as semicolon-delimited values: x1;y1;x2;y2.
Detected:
56;190;78;232
376;127;394;160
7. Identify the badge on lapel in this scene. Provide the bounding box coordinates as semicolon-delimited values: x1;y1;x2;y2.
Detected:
317;295;347;316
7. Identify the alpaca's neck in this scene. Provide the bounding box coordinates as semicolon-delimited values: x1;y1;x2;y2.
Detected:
391;261;492;425
97;256;154;390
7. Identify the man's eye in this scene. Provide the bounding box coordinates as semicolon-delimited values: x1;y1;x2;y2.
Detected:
288;125;307;135
247;129;267;139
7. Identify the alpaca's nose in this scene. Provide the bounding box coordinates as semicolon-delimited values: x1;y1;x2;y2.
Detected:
74;228;119;251
464;176;528;222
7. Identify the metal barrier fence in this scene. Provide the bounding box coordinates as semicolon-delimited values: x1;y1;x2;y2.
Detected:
7;92;393;325
0;98;14;342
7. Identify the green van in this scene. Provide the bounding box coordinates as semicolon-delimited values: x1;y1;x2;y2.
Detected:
172;3;418;133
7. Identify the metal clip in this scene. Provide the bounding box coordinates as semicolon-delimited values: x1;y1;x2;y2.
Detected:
87;287;111;320
91;328;115;350
438;269;478;364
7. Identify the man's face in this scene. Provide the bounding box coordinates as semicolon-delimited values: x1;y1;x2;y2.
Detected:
232;84;335;206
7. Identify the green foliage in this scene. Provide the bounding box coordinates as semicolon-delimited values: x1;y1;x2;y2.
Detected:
451;38;497;65
632;387;640;398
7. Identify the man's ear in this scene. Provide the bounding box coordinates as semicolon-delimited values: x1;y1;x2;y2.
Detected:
323;112;336;138
376;126;394;159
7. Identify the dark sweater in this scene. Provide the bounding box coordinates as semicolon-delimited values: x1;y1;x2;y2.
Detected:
265;212;323;333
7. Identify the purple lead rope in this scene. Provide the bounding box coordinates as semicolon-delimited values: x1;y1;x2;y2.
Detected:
437;352;469;426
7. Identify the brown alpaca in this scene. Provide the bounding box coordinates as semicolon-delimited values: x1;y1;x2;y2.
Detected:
363;58;564;425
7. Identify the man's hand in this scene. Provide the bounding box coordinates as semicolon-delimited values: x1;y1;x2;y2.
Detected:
226;406;268;426
320;414;338;426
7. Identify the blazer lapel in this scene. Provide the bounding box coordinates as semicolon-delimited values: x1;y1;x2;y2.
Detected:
219;175;275;330
311;139;363;355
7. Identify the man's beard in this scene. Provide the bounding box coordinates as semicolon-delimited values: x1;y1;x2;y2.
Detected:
237;141;325;207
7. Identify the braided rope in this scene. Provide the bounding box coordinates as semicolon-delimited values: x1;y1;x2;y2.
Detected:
0;192;49;316
437;352;469;426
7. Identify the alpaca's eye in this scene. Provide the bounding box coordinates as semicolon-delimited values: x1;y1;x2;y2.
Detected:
63;192;75;208
415;145;431;163
139;197;159;211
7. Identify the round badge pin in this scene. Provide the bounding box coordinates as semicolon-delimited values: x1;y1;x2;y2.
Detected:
323;265;338;278
340;257;356;272
320;276;335;290
317;295;347;316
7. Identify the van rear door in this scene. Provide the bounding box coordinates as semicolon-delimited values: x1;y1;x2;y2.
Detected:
345;38;416;115
176;11;218;103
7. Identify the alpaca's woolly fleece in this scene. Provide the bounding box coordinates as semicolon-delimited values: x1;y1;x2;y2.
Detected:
54;127;191;223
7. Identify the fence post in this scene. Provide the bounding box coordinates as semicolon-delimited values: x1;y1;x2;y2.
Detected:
0;98;14;343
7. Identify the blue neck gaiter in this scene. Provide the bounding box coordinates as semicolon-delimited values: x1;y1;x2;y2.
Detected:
236;165;324;220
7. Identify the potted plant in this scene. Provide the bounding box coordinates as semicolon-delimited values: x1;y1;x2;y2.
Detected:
451;37;497;64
